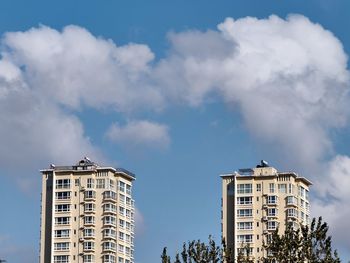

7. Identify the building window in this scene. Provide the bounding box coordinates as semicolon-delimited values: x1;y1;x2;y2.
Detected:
267;195;277;204
286;196;297;205
83;228;95;237
237;222;253;230
83;255;95;263
103;241;117;251
56;179;70;189
305;202;310;212
103;216;116;226
269;183;275;193
55;204;70;212
84;190;96;199
126;197;131;206
97;179;106;189
54;242;70;251
75;179;80;186
103;254;116;263
119;194;126;204
237;184;252;194
278;184;287;193
237;235;253;243
104;191;117;200
87;178;95;189
126;184;131;195
125;246;130;255
288;183;294;194
119;207;125;216
267;221;277;230
267;208;277;217
237;209;253;217
55;229;70;238
55;191;71;200
305;189;309;201
84;203;95;212
84;216;95;225
118;244;124;253
299;186;305;199
237;197;252;205
103;228;117;238
109;179;115;190
54;255;69;263
103;203;117;213
55;217;70;225
256;184;261;192
84;241;95;251
119;181;125;192
119;231;125;241
287;208;298;218
126;209;131;219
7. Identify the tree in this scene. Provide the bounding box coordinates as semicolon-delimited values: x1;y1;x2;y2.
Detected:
161;236;230;263
162;217;340;263
263;217;340;263
236;243;255;263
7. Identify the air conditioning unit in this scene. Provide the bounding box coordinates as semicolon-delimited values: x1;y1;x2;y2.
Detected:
79;238;84;242
80;187;86;191
262;216;267;221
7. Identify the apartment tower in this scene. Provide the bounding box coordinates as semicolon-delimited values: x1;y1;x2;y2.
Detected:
39;157;135;263
221;160;312;261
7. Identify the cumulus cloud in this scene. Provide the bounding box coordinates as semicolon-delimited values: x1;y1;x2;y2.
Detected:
155;14;350;252
156;14;349;172
2;25;162;112
106;120;170;149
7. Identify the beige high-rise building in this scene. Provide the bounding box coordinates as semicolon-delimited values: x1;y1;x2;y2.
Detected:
221;161;312;261
39;157;135;263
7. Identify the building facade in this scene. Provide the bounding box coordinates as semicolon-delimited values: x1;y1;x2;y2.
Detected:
221;161;312;261
39;157;135;263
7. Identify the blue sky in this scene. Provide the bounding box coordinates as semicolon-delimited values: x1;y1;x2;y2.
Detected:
1;0;350;262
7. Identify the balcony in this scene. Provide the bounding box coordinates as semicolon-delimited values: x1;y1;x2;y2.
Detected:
84;219;95;226
103;191;117;202
84;190;96;201
83;246;95;252
103;205;117;215
102;243;117;253
286;210;298;220
103;216;116;227
286;196;298;207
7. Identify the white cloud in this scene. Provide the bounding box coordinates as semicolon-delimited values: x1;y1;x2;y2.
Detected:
106;120;170;149
2;25;163;112
156;14;349;172
154;14;350;252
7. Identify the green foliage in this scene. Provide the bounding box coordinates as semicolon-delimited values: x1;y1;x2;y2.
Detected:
161;236;229;263
161;217;341;263
263;217;340;263
237;243;255;263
